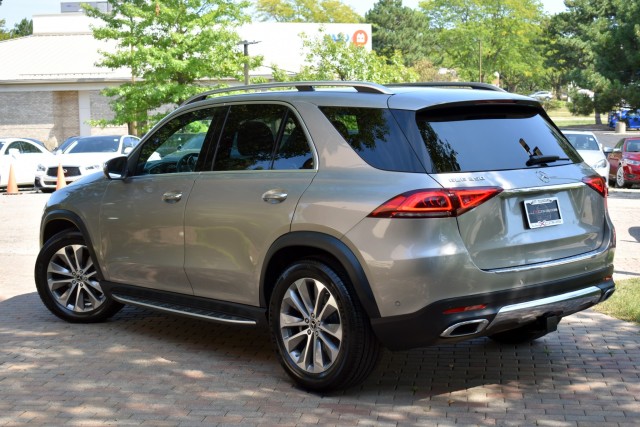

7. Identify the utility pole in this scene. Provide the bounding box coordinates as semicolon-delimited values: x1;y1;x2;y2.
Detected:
240;40;260;85
479;39;482;83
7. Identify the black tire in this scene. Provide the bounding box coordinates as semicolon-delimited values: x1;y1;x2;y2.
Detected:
488;322;555;345
269;259;380;392
34;230;123;323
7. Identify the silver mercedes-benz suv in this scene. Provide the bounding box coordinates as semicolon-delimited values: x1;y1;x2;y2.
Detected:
35;81;616;391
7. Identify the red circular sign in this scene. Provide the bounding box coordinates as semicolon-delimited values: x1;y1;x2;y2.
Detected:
352;30;368;47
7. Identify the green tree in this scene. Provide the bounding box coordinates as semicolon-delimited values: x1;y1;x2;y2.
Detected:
419;0;547;92
275;30;417;82
548;0;640;124
84;0;259;135
365;0;435;66
255;0;362;22
550;0;640;116
0;19;11;41
11;18;32;37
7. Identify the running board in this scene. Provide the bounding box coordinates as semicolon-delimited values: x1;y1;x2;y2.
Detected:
111;293;257;325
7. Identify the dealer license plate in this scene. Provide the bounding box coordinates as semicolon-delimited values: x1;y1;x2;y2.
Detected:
524;197;563;229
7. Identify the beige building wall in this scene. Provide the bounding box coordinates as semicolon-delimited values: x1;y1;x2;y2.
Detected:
0;89;128;149
0;92;57;146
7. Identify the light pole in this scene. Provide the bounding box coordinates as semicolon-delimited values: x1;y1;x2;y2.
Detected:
240;40;260;85
478;39;482;83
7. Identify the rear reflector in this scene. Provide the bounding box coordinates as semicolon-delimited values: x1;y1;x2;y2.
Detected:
443;304;488;314
369;187;503;218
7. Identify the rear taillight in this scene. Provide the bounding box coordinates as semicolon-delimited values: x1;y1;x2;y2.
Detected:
368;187;503;218
582;175;607;197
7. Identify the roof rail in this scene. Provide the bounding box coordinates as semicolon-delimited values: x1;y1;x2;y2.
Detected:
182;81;393;105
386;82;506;92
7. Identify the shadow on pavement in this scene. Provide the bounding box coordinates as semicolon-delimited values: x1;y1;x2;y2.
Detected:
2;291;639;425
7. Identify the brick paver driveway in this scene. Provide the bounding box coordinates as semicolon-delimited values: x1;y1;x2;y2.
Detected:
1;193;639;426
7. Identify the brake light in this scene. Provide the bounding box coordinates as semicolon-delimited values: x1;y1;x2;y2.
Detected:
369;187;503;218
582;176;607;198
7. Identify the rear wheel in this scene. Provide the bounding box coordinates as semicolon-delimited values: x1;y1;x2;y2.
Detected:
269;259;380;392
34;230;123;323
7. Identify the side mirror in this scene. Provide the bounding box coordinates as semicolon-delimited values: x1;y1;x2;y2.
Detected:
603;147;613;154
104;156;129;180
8;148;20;158
123;146;133;155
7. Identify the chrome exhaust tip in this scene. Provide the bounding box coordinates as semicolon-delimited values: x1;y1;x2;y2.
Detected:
600;288;615;302
440;319;489;338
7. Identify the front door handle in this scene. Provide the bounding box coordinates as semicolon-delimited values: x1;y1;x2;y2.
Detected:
262;189;288;204
162;191;183;204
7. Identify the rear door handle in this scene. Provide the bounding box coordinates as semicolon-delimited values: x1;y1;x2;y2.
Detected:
262;189;288;204
162;191;183;204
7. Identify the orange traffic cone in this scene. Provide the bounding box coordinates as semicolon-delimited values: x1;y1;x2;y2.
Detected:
3;163;20;195
56;164;67;190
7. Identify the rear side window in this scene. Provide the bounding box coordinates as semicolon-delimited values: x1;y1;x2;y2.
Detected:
415;105;581;173
213;104;313;171
320;107;424;172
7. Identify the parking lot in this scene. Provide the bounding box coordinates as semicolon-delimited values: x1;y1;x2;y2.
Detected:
1;190;639;426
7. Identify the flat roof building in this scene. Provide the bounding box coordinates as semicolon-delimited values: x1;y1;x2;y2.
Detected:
0;11;370;147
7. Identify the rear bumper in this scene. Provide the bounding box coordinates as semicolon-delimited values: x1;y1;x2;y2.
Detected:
371;266;615;350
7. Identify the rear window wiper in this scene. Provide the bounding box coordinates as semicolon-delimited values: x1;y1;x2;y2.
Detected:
526;155;570;167
518;138;569;167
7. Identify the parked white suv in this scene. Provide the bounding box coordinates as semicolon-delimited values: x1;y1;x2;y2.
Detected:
35;135;139;191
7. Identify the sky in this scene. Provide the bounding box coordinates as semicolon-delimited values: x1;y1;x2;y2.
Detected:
1;0;568;29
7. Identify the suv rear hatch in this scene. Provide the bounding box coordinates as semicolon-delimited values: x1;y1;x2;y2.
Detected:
402;103;608;270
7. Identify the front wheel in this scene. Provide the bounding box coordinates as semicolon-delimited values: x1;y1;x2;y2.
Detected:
269;259;380;392
34;230;123;323
616;167;632;188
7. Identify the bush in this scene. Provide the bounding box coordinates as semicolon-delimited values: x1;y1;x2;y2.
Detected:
568;90;594;116
541;99;563;112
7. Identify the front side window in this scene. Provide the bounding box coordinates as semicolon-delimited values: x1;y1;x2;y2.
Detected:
5;142;21;154
136;108;217;175
20;141;43;154
415;105;581;173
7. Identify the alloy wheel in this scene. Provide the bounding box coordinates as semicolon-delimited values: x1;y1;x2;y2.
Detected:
616;167;627;188
46;244;106;313
278;277;343;374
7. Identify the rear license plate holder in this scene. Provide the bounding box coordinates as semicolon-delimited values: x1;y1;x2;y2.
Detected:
524;197;563;229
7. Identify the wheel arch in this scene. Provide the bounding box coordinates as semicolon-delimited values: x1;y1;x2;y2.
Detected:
40;209;106;280
260;231;381;320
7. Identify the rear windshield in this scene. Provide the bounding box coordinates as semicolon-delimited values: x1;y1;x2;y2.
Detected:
415;105;581;173
564;133;600;151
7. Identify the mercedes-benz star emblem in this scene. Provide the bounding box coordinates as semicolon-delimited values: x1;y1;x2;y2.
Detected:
536;171;550;183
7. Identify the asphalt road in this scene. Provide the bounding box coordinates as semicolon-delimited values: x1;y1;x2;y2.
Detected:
0;190;638;426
